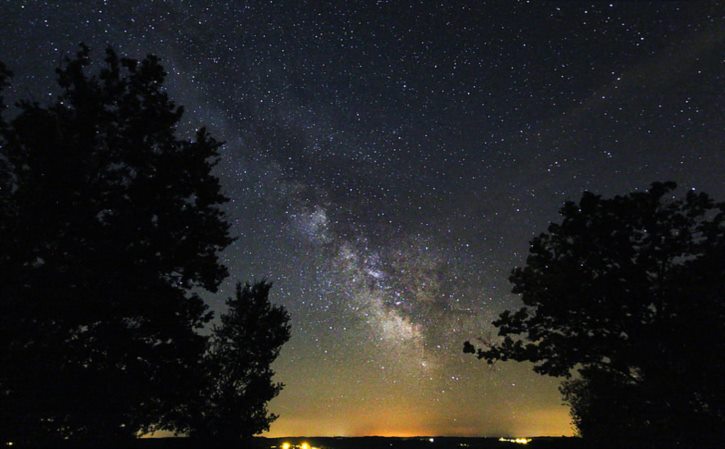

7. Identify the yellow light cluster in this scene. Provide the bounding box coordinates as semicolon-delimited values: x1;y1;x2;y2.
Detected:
277;442;317;449
498;437;532;445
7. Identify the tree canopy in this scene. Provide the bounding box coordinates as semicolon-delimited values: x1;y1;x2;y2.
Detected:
466;182;725;448
0;46;233;444
187;281;291;442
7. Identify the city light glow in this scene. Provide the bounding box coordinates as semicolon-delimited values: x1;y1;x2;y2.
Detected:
275;442;320;449
498;437;532;445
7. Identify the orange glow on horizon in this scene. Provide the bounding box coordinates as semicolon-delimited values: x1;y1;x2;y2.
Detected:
263;403;573;439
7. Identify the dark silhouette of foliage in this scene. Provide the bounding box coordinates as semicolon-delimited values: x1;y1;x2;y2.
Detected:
186;281;291;443
465;182;725;448
0;46;232;445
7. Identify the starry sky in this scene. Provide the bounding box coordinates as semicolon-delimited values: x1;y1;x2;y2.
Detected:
1;0;723;438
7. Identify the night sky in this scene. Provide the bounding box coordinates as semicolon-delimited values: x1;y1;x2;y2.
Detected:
2;0;723;438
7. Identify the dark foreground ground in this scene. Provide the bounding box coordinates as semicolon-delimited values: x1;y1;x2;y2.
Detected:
261;437;582;449
131;436;583;449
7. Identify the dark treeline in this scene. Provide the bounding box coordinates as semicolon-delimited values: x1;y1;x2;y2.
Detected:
467;182;725;448
0;46;290;447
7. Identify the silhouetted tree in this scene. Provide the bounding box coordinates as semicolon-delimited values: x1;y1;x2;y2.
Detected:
0;46;232;445
465;182;725;448
187;281;291;443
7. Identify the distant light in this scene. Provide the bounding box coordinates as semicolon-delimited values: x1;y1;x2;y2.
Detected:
281;442;290;449
6;443;14;447
498;437;532;445
429;438;435;443
301;442;311;449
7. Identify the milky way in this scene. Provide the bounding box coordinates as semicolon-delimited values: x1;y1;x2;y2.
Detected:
1;0;723;437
